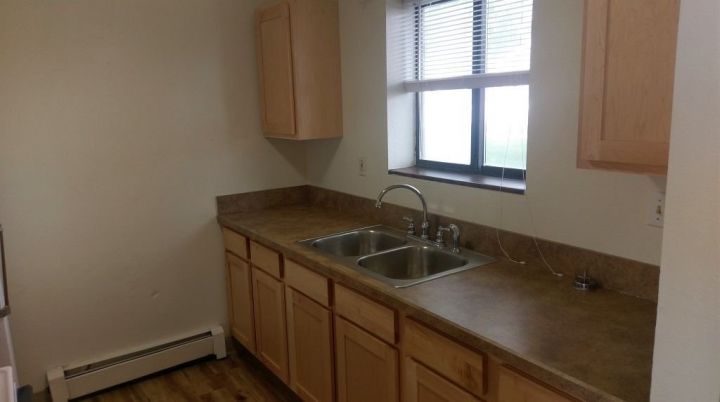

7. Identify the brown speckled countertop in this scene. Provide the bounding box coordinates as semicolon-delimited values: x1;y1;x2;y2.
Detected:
218;205;656;402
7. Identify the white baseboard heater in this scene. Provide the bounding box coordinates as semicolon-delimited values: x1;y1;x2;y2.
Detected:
46;326;226;402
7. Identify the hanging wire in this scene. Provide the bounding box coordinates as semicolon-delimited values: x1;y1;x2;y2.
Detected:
495;101;563;277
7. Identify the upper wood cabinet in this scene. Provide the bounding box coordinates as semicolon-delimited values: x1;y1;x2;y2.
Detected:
255;3;296;137
255;0;343;140
578;0;680;175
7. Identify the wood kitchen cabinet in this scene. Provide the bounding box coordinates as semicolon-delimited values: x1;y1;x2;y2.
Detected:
404;358;481;402
335;317;399;402
221;225;588;402
335;284;396;344
251;267;289;383
402;318;574;402
250;240;282;278
403;319;486;398
286;288;334;402
578;0;680;175
285;259;334;401
226;252;255;352
222;228;248;259
255;0;342;140
498;366;577;402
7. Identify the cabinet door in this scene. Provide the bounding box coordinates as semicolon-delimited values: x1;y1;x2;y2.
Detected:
286;288;334;402
335;317;399;402
404;319;485;397
404;358;480;402
498;366;577;402
252;267;289;382
226;253;255;352
255;2;296;137
289;0;343;139
578;0;679;174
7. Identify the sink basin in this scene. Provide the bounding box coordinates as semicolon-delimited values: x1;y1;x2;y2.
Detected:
299;225;495;288
310;229;406;257
357;245;467;280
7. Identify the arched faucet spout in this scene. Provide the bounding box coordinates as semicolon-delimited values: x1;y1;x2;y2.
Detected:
375;184;430;240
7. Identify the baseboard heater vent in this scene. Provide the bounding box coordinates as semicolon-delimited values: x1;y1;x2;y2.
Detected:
46;325;226;402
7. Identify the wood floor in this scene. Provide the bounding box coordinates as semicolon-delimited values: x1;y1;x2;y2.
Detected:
74;350;299;402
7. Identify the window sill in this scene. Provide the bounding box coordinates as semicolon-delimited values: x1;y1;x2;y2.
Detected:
388;166;525;194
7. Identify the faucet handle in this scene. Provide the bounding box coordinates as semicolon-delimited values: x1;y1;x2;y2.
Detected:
434;226;451;247
448;224;461;253
402;216;416;236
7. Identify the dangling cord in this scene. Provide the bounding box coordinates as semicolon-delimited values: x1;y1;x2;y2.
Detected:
521;169;563;277
496;123;527;265
495;107;562;277
495;229;527;264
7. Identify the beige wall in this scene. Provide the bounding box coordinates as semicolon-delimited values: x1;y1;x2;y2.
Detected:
0;0;305;390
650;0;720;400
306;0;665;265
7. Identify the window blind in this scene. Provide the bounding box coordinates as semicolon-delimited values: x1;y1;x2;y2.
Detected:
403;0;533;92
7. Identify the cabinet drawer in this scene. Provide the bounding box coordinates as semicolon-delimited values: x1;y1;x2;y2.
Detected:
222;228;248;259
334;284;396;344
285;259;330;307
404;319;486;397
404;358;482;402
498;365;577;402
250;240;282;278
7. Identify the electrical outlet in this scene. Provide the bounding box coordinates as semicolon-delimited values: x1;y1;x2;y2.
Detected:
648;192;665;227
358;157;367;176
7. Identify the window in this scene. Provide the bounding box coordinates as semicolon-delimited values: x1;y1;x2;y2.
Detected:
406;0;533;180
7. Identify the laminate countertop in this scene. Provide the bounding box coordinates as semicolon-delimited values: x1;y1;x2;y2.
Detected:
218;205;656;402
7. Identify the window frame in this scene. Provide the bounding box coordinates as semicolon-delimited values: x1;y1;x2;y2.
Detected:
413;0;528;181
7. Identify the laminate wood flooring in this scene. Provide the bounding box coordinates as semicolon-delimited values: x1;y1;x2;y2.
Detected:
74;350;298;402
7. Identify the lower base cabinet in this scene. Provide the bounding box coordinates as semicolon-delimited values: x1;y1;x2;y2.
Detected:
335;317;399;402
252;267;289;383
226;253;255;352
404;358;481;402
286;288;334;402
222;228;584;402
404;319;486;398
498;366;577;402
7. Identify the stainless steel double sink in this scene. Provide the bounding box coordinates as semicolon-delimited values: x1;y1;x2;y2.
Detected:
298;225;495;288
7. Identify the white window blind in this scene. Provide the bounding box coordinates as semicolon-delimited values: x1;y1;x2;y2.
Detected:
403;0;533;92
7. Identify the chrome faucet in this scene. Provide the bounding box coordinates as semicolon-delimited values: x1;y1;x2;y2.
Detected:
434;226;451;248
434;224;461;253
375;184;430;240
447;224;461;253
